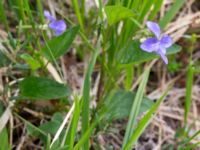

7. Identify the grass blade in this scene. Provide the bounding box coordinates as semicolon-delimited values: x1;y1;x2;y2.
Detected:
131;0;140;10
0;1;9;31
138;0;156;22
125;65;134;90
124;84;173;150
17;0;26;24
159;0;186;29
65;96;81;149
149;0;164;20
72;0;84;32
74;117;101;150
122;67;150;148
81;44;99;150
36;0;44;23
184;64;194;125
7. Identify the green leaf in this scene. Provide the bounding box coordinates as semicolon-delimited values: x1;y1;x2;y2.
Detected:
42;26;79;61
159;0;186;29
100;90;154;122
0;0;9;31
81;44;99;150
26;113;63;146
19;76;71;100
39;113;63;135
0;102;10;150
0;51;11;68
73;89;153;150
72;0;84;31
124;85;172;150
65;97;81;150
149;0;164;20
0;128;10;150
184;64;194;124
116;41;181;64
137;0;156;22
20;53;41;70
122;68;150;148
105;5;135;25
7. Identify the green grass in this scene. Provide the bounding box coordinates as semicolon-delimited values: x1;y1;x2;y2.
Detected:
122;67;150;148
0;0;198;150
159;0;186;29
124;84;173;149
81;41;99;150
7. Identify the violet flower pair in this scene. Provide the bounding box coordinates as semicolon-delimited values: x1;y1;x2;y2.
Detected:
44;10;66;36
43;11;172;64
140;21;173;64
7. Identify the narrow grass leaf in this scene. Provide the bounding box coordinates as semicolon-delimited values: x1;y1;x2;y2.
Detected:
159;0;186;29
81;46;99;150
23;0;34;27
0;128;10;150
0;106;11;133
125;66;134;90
0;103;10;150
183;142;200;150
73;117;102;150
17;0;26;23
8;0;20;21
149;0;164;20
124;84;172;150
122;67;150;148
184;64;194;124
36;0;44;23
72;0;84;31
131;0;140;10
0;0;9;31
182;130;200;146
138;0;156;22
65;97;81;149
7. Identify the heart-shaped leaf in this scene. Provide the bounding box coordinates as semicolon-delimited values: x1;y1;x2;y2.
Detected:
99;90;154;121
42;26;79;61
19;76;71;100
116;41;181;64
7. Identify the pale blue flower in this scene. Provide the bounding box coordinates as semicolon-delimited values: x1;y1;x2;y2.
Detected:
140;21;173;64
44;10;66;36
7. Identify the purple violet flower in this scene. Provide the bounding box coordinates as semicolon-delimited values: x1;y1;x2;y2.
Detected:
44;10;66;36
140;21;173;64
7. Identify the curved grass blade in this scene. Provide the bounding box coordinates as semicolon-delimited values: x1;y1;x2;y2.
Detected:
122;67;150;148
124;84;173;150
159;0;186;29
81;44;99;150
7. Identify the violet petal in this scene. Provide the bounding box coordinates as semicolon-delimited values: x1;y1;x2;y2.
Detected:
140;37;159;52
146;21;161;39
49;20;66;36
157;50;168;64
159;45;167;54
160;35;173;48
44;10;55;21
